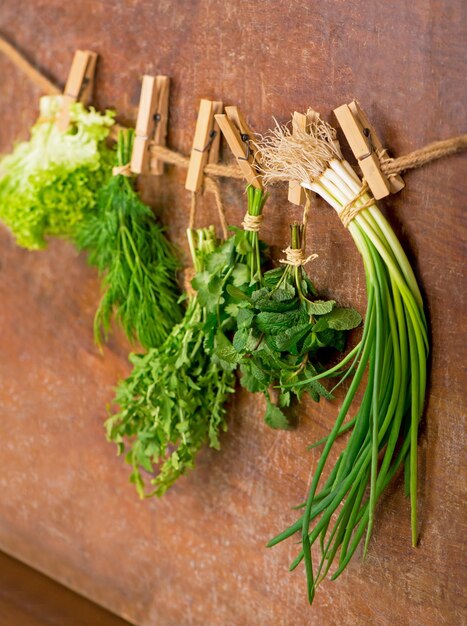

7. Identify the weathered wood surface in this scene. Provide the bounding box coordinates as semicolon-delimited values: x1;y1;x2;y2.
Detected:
0;550;132;625
0;1;466;625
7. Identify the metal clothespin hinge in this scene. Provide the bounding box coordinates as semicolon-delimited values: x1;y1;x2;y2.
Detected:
214;106;262;189
194;129;218;153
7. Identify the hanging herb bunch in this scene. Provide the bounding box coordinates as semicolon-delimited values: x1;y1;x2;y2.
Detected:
217;220;362;429
256;111;428;603
75;129;182;349
106;185;269;497
0;95;115;249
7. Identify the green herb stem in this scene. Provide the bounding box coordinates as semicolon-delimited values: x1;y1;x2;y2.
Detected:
269;157;428;603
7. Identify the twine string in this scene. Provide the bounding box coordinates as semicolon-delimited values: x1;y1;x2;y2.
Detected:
112;163;133;177
1;34;464;182
204;176;228;239
380;134;467;176
0;37;60;96
242;212;263;232
188;176;228;239
183;267;196;298
339;180;376;228
283;190;316;270
280;247;318;267
1;32;466;242
149;144;243;180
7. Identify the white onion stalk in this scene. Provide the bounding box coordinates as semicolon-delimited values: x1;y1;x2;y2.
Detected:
259;114;428;604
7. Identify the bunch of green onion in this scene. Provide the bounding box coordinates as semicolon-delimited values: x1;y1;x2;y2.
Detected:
258;111;428;603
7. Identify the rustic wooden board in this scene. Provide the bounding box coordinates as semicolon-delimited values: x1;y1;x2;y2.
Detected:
0;550;131;625
0;1;466;625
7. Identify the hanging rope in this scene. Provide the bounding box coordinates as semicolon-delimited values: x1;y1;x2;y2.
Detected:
381;135;467;176
1;34;465;182
0;37;60;96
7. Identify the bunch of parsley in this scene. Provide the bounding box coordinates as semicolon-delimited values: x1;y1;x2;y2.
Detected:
106;187;268;497
75;130;181;349
0;95;115;249
105;227;233;497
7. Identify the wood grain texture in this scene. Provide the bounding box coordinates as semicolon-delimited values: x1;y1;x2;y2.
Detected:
0;1;466;625
0;550;131;626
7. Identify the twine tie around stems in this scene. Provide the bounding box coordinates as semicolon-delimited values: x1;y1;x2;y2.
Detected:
112;163;133;177
242;212;263;232
280;247;318;267
339;180;376;228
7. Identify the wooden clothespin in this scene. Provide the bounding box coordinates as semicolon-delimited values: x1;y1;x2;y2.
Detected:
333;100;405;199
215;106;262;189
288;112;308;205
185;99;223;192
56;50;97;132
130;75;170;175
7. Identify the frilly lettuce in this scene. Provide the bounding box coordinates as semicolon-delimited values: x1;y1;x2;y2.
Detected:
0;95;115;249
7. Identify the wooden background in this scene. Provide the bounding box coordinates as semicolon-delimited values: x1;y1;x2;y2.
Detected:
0;1;466;624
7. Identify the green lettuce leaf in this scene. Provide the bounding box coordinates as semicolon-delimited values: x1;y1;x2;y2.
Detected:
0;95;115;249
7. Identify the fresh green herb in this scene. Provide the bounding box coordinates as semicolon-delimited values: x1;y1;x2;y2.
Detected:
218;222;361;429
259;113;428;604
75;130;181;349
106;187;268;497
0;95;115;249
106;227;235;497
191;186;268;356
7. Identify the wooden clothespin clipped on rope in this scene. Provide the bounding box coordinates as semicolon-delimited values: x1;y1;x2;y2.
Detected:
56;50;97;132
334;100;405;199
185;99;223;192
215;106;262;189
131;75;170;175
288;111;308;205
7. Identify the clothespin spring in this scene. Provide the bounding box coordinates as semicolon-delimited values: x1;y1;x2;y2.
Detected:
238;133;252;161
194;130;217;154
360;128;374;160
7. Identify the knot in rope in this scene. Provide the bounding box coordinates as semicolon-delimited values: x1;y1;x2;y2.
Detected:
112;163;133;177
242;213;263;232
279;247;318;267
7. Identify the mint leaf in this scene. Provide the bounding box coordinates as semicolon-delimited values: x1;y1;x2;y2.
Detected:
253;297;297;313
240;363;267;393
325;307;362;330
305;299;336;316
272;282;296;301
233;327;258;353
263;267;286;287
214;331;239;366
256;310;301;334
275;323;312;352
237;308;255;329
264;400;291;430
